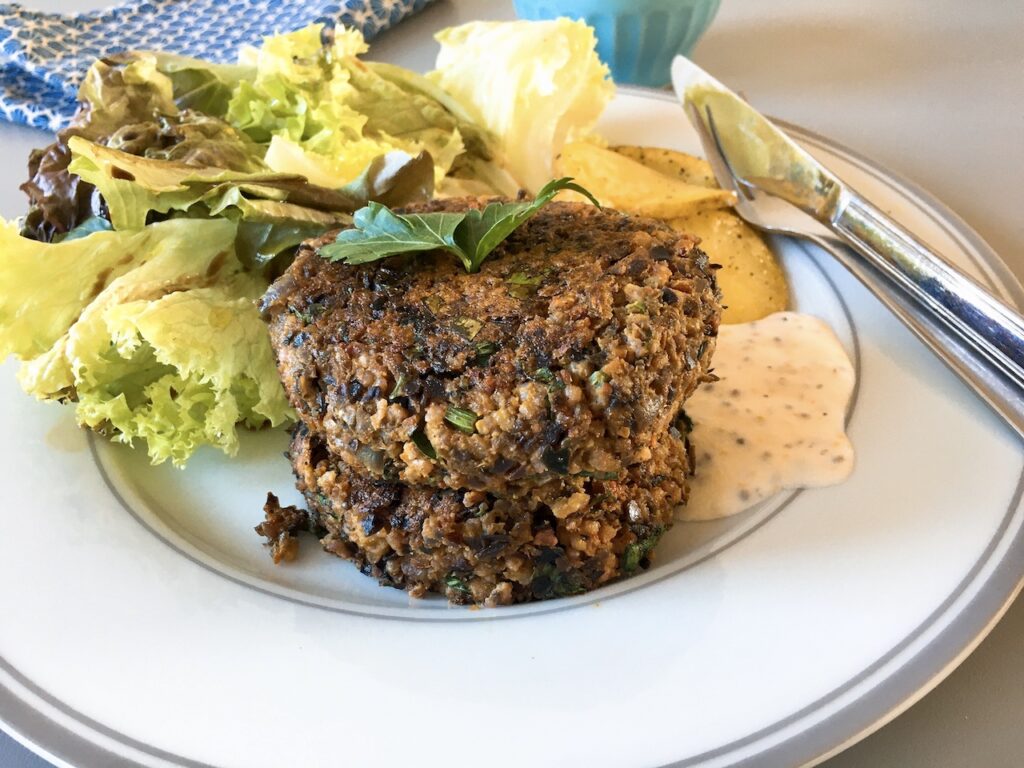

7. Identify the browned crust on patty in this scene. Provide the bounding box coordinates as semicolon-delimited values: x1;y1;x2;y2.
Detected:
286;422;691;606
261;199;721;498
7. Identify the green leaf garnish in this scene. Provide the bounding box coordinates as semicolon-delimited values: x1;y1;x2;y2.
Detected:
531;558;585;600
318;177;600;273
507;271;543;299
322;203;465;266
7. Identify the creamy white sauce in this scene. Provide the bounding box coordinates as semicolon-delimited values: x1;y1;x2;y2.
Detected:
679;311;855;521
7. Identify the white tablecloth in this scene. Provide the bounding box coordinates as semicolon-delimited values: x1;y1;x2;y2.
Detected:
1;1;1021;765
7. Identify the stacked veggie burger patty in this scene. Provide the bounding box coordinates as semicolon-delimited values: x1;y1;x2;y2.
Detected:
258;198;722;605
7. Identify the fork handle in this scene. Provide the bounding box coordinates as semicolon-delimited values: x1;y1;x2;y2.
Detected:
832;192;1024;389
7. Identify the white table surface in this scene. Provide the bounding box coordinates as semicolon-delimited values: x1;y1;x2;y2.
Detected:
1;1;1022;766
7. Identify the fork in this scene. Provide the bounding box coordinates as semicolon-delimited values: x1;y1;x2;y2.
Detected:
686;102;1024;440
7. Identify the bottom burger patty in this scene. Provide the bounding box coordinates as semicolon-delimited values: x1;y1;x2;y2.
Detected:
264;422;693;606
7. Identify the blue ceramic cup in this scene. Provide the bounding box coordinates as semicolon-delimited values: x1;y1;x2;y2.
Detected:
513;0;721;87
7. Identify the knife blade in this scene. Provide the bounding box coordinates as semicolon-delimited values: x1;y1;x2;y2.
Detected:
669;55;1024;401
670;57;844;221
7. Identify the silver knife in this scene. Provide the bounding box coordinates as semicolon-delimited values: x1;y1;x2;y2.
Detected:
670;57;1024;412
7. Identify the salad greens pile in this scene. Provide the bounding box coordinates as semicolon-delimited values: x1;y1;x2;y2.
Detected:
0;218;289;466
0;20;614;467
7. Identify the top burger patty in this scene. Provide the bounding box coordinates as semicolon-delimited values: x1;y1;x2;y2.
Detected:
261;198;721;497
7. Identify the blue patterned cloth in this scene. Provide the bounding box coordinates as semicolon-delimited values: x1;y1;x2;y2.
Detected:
0;0;432;131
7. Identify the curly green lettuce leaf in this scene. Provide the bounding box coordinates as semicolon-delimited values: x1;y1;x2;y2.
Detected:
0;219;147;359
68;139;222;229
77;54;180;133
365;61;521;196
68;135;294;194
81;277;289;465
227;24;486;188
121;115;268;173
66;136;430;237
200;194;345;273
227;26;381;185
21;29;450;242
226;148;434;220
329;148;434;210
67;136;305;229
430;19;614;193
0;218;292;466
151;52;254;116
64;138;433;276
342;56;467;176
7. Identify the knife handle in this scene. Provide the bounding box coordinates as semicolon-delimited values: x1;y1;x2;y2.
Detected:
805;232;1024;440
832;192;1024;389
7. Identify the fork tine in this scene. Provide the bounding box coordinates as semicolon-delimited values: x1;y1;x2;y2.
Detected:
684;102;743;197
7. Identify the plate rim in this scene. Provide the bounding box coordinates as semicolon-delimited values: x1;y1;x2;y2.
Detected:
2;86;1023;768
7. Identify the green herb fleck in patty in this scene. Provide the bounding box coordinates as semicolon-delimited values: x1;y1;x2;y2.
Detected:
444;405;478;434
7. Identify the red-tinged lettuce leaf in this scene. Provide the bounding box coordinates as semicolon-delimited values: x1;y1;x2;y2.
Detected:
19;53;261;242
20;134;99;244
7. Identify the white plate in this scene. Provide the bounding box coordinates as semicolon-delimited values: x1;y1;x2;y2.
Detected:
1;88;1022;768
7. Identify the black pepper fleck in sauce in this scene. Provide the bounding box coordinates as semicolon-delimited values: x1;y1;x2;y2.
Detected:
679;312;856;521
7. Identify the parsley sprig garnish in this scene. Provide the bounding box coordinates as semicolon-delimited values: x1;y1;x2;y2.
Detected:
318;177;599;273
